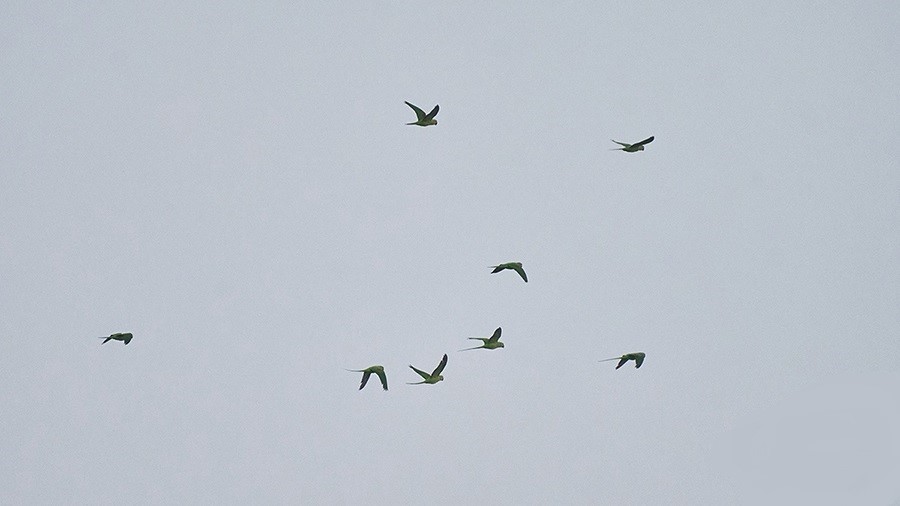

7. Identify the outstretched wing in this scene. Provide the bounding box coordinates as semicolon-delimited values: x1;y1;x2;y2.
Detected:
615;357;628;369
611;140;631;147
405;101;427;121
512;264;528;282
359;371;372;390
375;370;388;390
409;365;431;380
488;327;502;343
634;136;654;147
425;104;439;120
490;265;505;274
432;353;448;376
634;354;645;368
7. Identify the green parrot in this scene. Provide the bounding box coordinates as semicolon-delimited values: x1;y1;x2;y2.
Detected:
599;352;646;369
346;365;388;391
490;262;528;282
99;332;133;345
407;353;448;384
610;136;654;152
459;327;504;351
405;101;439;126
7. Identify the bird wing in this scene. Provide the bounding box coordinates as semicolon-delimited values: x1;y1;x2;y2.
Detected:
101;337;112;344
490;265;505;273
611;140;631;147
359;371;371;390
634;136;654;147
634;354;645;368
123;333;133;344
409;365;431;380
432;354;448;376
405;101;427;121
615;357;628;369
513;264;528;282
488;327;502;343
375;370;388;390
425;104;439;120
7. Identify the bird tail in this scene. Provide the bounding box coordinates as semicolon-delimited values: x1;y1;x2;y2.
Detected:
406;381;427;385
598;357;620;362
458;346;484;352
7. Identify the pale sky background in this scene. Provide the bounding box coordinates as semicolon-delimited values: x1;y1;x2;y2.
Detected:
1;2;898;504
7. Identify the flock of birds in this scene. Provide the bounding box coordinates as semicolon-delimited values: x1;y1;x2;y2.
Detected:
97;100;652;391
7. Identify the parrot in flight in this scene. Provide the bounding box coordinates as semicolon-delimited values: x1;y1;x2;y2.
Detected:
599;352;646;369
346;365;388;391
408;354;448;384
610;136;654;152
405;101;439;126
99;332;133;345
459;327;505;351
490;262;528;283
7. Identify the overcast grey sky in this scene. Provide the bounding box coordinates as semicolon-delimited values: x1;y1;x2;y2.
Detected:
1;2;898;504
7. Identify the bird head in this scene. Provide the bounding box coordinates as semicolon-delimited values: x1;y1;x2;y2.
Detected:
497;342;505;348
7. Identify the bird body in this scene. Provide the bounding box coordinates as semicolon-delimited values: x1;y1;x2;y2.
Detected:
599;352;646;369
99;332;133;345
490;262;528;282
459;327;504;351
408;354;448;384
405;101;439;126
347;365;388;391
610;136;654;152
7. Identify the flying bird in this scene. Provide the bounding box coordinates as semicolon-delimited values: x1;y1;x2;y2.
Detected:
99;332;133;345
346;365;388;391
599;352;646;369
405;101;439;126
610;136;654;152
459;327;505;351
490;262;528;282
407;354;448;384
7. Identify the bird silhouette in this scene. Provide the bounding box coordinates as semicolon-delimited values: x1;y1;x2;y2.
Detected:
459;327;505;351
99;332;133;345
610;136;654;152
490;262;528;282
346;365;388;391
404;101;439;126
407;354;448;384
599;352;646;369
